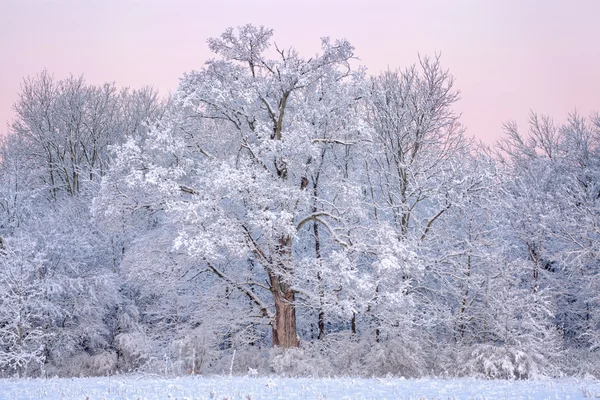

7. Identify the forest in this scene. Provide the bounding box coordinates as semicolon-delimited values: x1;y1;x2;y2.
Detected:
0;25;598;379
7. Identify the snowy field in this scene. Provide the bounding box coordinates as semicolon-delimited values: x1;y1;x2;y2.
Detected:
1;376;599;400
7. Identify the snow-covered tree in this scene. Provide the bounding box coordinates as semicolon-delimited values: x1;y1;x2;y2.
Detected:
0;236;50;377
0;72;164;376
96;24;368;351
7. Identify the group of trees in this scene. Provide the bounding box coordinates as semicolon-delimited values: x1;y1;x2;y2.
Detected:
0;25;598;379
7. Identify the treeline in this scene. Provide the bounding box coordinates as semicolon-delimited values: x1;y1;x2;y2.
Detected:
0;25;598;379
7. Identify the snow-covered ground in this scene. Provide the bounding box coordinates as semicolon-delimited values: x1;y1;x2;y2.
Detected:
1;376;599;399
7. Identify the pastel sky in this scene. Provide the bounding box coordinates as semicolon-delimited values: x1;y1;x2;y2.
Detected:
1;0;599;143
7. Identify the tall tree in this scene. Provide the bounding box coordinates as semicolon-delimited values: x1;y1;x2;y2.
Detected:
0;72;164;376
97;25;365;349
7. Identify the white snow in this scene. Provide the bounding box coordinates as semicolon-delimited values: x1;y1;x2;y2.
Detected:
0;376;599;400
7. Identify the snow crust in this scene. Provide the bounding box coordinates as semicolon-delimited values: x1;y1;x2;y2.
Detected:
1;376;599;399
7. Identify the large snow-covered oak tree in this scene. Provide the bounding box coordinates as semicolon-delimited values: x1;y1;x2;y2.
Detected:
96;25;366;349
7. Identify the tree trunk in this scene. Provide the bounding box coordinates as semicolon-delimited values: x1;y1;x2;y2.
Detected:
313;179;325;340
268;102;298;348
458;252;472;339
271;277;299;347
269;235;299;348
18;316;23;378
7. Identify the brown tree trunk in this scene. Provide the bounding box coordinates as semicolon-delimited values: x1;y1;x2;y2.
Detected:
267;104;298;348
271;276;299;347
269;235;299;348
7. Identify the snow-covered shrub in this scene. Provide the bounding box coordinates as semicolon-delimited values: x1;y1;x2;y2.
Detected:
171;328;219;375
270;346;333;377
208;346;270;376
561;348;600;378
269;333;425;377
458;343;558;379
361;338;425;377
62;351;118;377
115;331;151;372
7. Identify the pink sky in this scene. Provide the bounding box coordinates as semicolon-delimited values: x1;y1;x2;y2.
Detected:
1;0;598;143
